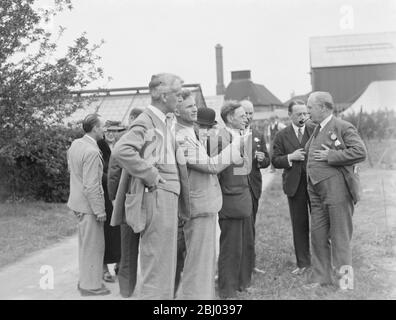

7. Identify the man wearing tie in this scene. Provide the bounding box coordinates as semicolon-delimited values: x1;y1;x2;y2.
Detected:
217;101;254;299
305;91;366;289
111;73;190;299
240;100;270;274
174;90;243;299
272;100;315;275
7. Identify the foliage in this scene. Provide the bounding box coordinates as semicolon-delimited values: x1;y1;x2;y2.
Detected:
342;109;396;141
0;0;103;201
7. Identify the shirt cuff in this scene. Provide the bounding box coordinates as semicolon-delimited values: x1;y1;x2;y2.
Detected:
287;154;293;167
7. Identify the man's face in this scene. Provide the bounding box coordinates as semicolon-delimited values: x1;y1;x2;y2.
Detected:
307;97;323;124
229;106;248;130
289;104;308;127
176;96;198;125
164;80;183;113
243;104;254;127
92;119;104;141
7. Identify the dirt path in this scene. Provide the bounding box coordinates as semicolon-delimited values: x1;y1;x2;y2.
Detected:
0;170;276;300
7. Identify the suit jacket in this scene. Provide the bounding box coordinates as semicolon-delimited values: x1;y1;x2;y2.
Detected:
67;135;105;216
248;128;270;200
110;107;191;230
272;122;315;197
217;127;252;219
175;123;242;218
305;116;367;204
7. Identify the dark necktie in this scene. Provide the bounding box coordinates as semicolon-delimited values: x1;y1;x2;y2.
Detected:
313;124;321;138
297;127;303;144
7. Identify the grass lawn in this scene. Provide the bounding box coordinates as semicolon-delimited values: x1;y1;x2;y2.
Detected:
234;167;396;300
0;201;76;268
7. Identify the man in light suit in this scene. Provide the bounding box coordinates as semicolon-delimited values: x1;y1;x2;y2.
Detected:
240;100;270;274
111;73;190;299
67;113;110;296
272;100;315;275
174;90;244;299
305;91;366;289
217;101;254;299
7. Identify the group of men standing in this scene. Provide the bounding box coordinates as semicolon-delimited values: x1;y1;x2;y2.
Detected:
67;72;367;299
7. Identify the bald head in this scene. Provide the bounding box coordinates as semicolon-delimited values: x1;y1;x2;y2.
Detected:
240;100;254;127
307;91;334;124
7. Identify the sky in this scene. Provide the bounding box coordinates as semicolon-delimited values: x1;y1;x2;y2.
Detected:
36;0;396;102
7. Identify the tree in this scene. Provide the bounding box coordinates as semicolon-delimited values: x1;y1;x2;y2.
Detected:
0;0;104;201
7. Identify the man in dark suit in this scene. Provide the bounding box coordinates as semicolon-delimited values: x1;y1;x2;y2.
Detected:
217;100;254;299
305;91;366;290
240;100;270;274
272;100;315;275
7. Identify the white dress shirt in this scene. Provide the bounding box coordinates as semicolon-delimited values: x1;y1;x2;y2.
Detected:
287;124;306;167
319;114;333;131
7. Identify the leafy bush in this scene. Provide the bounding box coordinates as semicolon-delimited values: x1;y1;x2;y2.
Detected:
342;109;396;141
1;126;84;202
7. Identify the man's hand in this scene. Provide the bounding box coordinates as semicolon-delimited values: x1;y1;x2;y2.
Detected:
147;174;166;192
289;148;306;161
313;144;330;161
97;213;106;223
255;151;266;162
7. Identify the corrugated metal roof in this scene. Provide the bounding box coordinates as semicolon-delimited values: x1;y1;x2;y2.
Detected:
310;31;396;68
65;85;205;126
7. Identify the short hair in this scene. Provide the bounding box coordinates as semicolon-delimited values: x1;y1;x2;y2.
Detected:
181;88;192;100
309;91;334;110
288;99;306;113
148;73;183;101
82;113;101;133
221;100;242;124
129;107;144;119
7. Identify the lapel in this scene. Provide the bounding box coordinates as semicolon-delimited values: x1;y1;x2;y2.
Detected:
145;107;166;133
284;125;301;149
82;135;102;162
300;126;311;146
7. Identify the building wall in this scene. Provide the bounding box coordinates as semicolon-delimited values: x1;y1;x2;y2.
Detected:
311;63;396;104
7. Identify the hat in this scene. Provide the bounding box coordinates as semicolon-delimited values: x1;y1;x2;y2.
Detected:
105;120;126;132
196;107;217;127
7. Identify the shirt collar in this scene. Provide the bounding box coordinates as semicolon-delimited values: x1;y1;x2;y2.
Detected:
84;134;97;145
291;123;305;135
147;105;166;124
225;126;242;137
177;123;196;138
320;114;333;131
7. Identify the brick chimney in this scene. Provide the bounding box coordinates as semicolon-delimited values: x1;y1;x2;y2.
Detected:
215;44;225;95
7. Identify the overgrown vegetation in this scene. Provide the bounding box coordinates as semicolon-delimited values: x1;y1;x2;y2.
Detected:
0;0;103;202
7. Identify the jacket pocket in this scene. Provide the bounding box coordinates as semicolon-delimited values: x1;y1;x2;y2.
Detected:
125;192;146;233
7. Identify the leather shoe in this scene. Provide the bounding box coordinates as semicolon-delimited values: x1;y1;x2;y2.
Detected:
78;284;111;296
103;271;116;283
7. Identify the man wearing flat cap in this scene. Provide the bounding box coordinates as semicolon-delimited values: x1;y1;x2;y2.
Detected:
305;91;366;290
